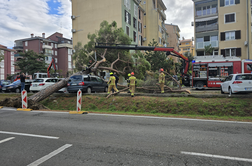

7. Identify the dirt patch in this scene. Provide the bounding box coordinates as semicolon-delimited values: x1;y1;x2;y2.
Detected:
0;97;49;110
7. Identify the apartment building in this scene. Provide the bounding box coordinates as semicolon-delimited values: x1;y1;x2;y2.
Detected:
165;24;180;62
0;45;15;80
71;0;168;47
179;38;195;57
192;0;252;60
13;32;73;77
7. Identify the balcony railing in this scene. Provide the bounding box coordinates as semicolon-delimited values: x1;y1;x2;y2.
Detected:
42;45;52;49
58;43;72;49
196;41;218;49
13;46;23;50
196;24;218;33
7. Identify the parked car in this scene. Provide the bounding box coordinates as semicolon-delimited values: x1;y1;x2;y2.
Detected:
221;73;252;95
0;80;11;92
30;78;67;93
67;75;108;93
2;80;31;93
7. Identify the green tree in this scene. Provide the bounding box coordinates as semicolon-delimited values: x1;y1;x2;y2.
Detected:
145;39;174;73
72;42;90;72
204;44;215;55
132;51;151;80
14;50;47;75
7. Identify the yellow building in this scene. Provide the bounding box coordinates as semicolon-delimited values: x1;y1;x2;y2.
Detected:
179;38;195;56
71;0;168;47
192;0;252;60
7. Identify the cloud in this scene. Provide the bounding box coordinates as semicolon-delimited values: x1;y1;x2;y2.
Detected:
0;0;72;48
164;0;194;41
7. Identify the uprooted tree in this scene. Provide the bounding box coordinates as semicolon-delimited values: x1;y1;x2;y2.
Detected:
0;21;190;109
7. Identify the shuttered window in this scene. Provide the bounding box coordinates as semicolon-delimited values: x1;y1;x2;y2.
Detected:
225;13;235;23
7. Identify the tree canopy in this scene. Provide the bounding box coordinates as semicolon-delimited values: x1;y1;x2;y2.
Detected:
14;50;47;74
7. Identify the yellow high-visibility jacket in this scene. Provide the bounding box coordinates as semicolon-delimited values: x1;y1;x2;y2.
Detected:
108;76;116;85
159;72;165;84
129;76;136;85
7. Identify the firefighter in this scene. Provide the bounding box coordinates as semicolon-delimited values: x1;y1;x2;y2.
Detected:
108;72;119;94
159;68;165;93
127;73;131;93
129;72;137;97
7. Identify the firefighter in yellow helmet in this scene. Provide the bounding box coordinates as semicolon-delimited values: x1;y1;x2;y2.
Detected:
128;72;137;97
159;68;165;93
108;72;119;94
127;73;131;93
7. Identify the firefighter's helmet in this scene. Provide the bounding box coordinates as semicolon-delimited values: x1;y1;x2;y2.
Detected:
128;73;131;77
160;68;164;72
131;72;134;75
110;72;113;75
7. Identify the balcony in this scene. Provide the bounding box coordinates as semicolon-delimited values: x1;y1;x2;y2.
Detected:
14;53;21;57
42;45;52;49
58;43;72;49
13;46;23;50
196;41;218;49
157;8;166;20
196;24;218;33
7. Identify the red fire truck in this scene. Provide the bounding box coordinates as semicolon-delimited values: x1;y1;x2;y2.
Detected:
192;55;252;89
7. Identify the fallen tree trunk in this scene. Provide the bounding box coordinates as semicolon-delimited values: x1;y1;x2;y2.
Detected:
106;87;129;98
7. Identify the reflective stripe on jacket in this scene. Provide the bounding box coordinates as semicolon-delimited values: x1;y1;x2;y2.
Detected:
159;72;165;84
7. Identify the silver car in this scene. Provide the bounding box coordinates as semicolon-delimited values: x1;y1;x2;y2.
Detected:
221;73;252;95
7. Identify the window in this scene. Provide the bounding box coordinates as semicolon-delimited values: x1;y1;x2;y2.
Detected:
196;37;203;42
203;6;206;15
0;50;4;55
207;6;210;15
133;17;137;29
139;35;142;45
225;0;234;6
25;41;28;46
68;49;72;55
126;26;130;36
55;44;57;48
55;58;57;63
133;31;136;42
68;55;71;61
247;64;252;71
225;13;235;23
55;51;57;56
159;25;162;33
220;0;239;7
51;43;54;48
138;22;142;33
221;48;241;57
196;7;201;16
159;37;161;44
125;10;131;25
52;50;54;55
68;62;72;69
186;43;189;45
212;4;217;14
211;35;218;41
139;9;141;19
225;31;235;40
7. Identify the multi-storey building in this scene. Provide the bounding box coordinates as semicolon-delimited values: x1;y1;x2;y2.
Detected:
192;0;252;60
0;44;15;79
13;32;73;77
179;38;195;57
165;24;180;62
71;0;168;47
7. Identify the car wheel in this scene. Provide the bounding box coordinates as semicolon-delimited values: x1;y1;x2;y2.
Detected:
15;88;20;93
195;81;204;89
221;86;224;94
87;87;92;94
229;87;233;95
104;86;108;92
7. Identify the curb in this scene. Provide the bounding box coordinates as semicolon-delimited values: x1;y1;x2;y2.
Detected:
69;111;88;114
17;108;32;111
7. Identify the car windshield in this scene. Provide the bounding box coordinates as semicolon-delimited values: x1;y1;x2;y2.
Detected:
70;75;82;81
2;81;10;85
235;74;252;80
33;79;44;83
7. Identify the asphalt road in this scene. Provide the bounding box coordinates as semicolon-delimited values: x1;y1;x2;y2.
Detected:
0;107;252;166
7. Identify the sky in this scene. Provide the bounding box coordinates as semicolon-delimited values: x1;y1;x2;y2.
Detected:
0;0;194;49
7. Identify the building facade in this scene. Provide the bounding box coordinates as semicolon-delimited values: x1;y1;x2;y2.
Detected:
192;0;252;60
0;45;15;80
71;0;168;47
13;32;73;77
179;38;195;57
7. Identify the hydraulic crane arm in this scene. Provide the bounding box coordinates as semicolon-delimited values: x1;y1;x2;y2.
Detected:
47;58;56;78
95;43;189;76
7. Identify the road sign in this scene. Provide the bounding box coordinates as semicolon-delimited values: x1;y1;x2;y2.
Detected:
22;90;27;109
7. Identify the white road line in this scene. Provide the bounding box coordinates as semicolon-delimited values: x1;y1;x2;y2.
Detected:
27;144;72;166
0;137;15;144
181;151;252;163
0;131;59;139
88;113;252;124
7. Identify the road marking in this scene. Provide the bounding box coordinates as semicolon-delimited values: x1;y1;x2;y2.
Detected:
88;113;252;124
0;137;15;144
27;144;72;166
0;131;59;139
181;151;252;163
